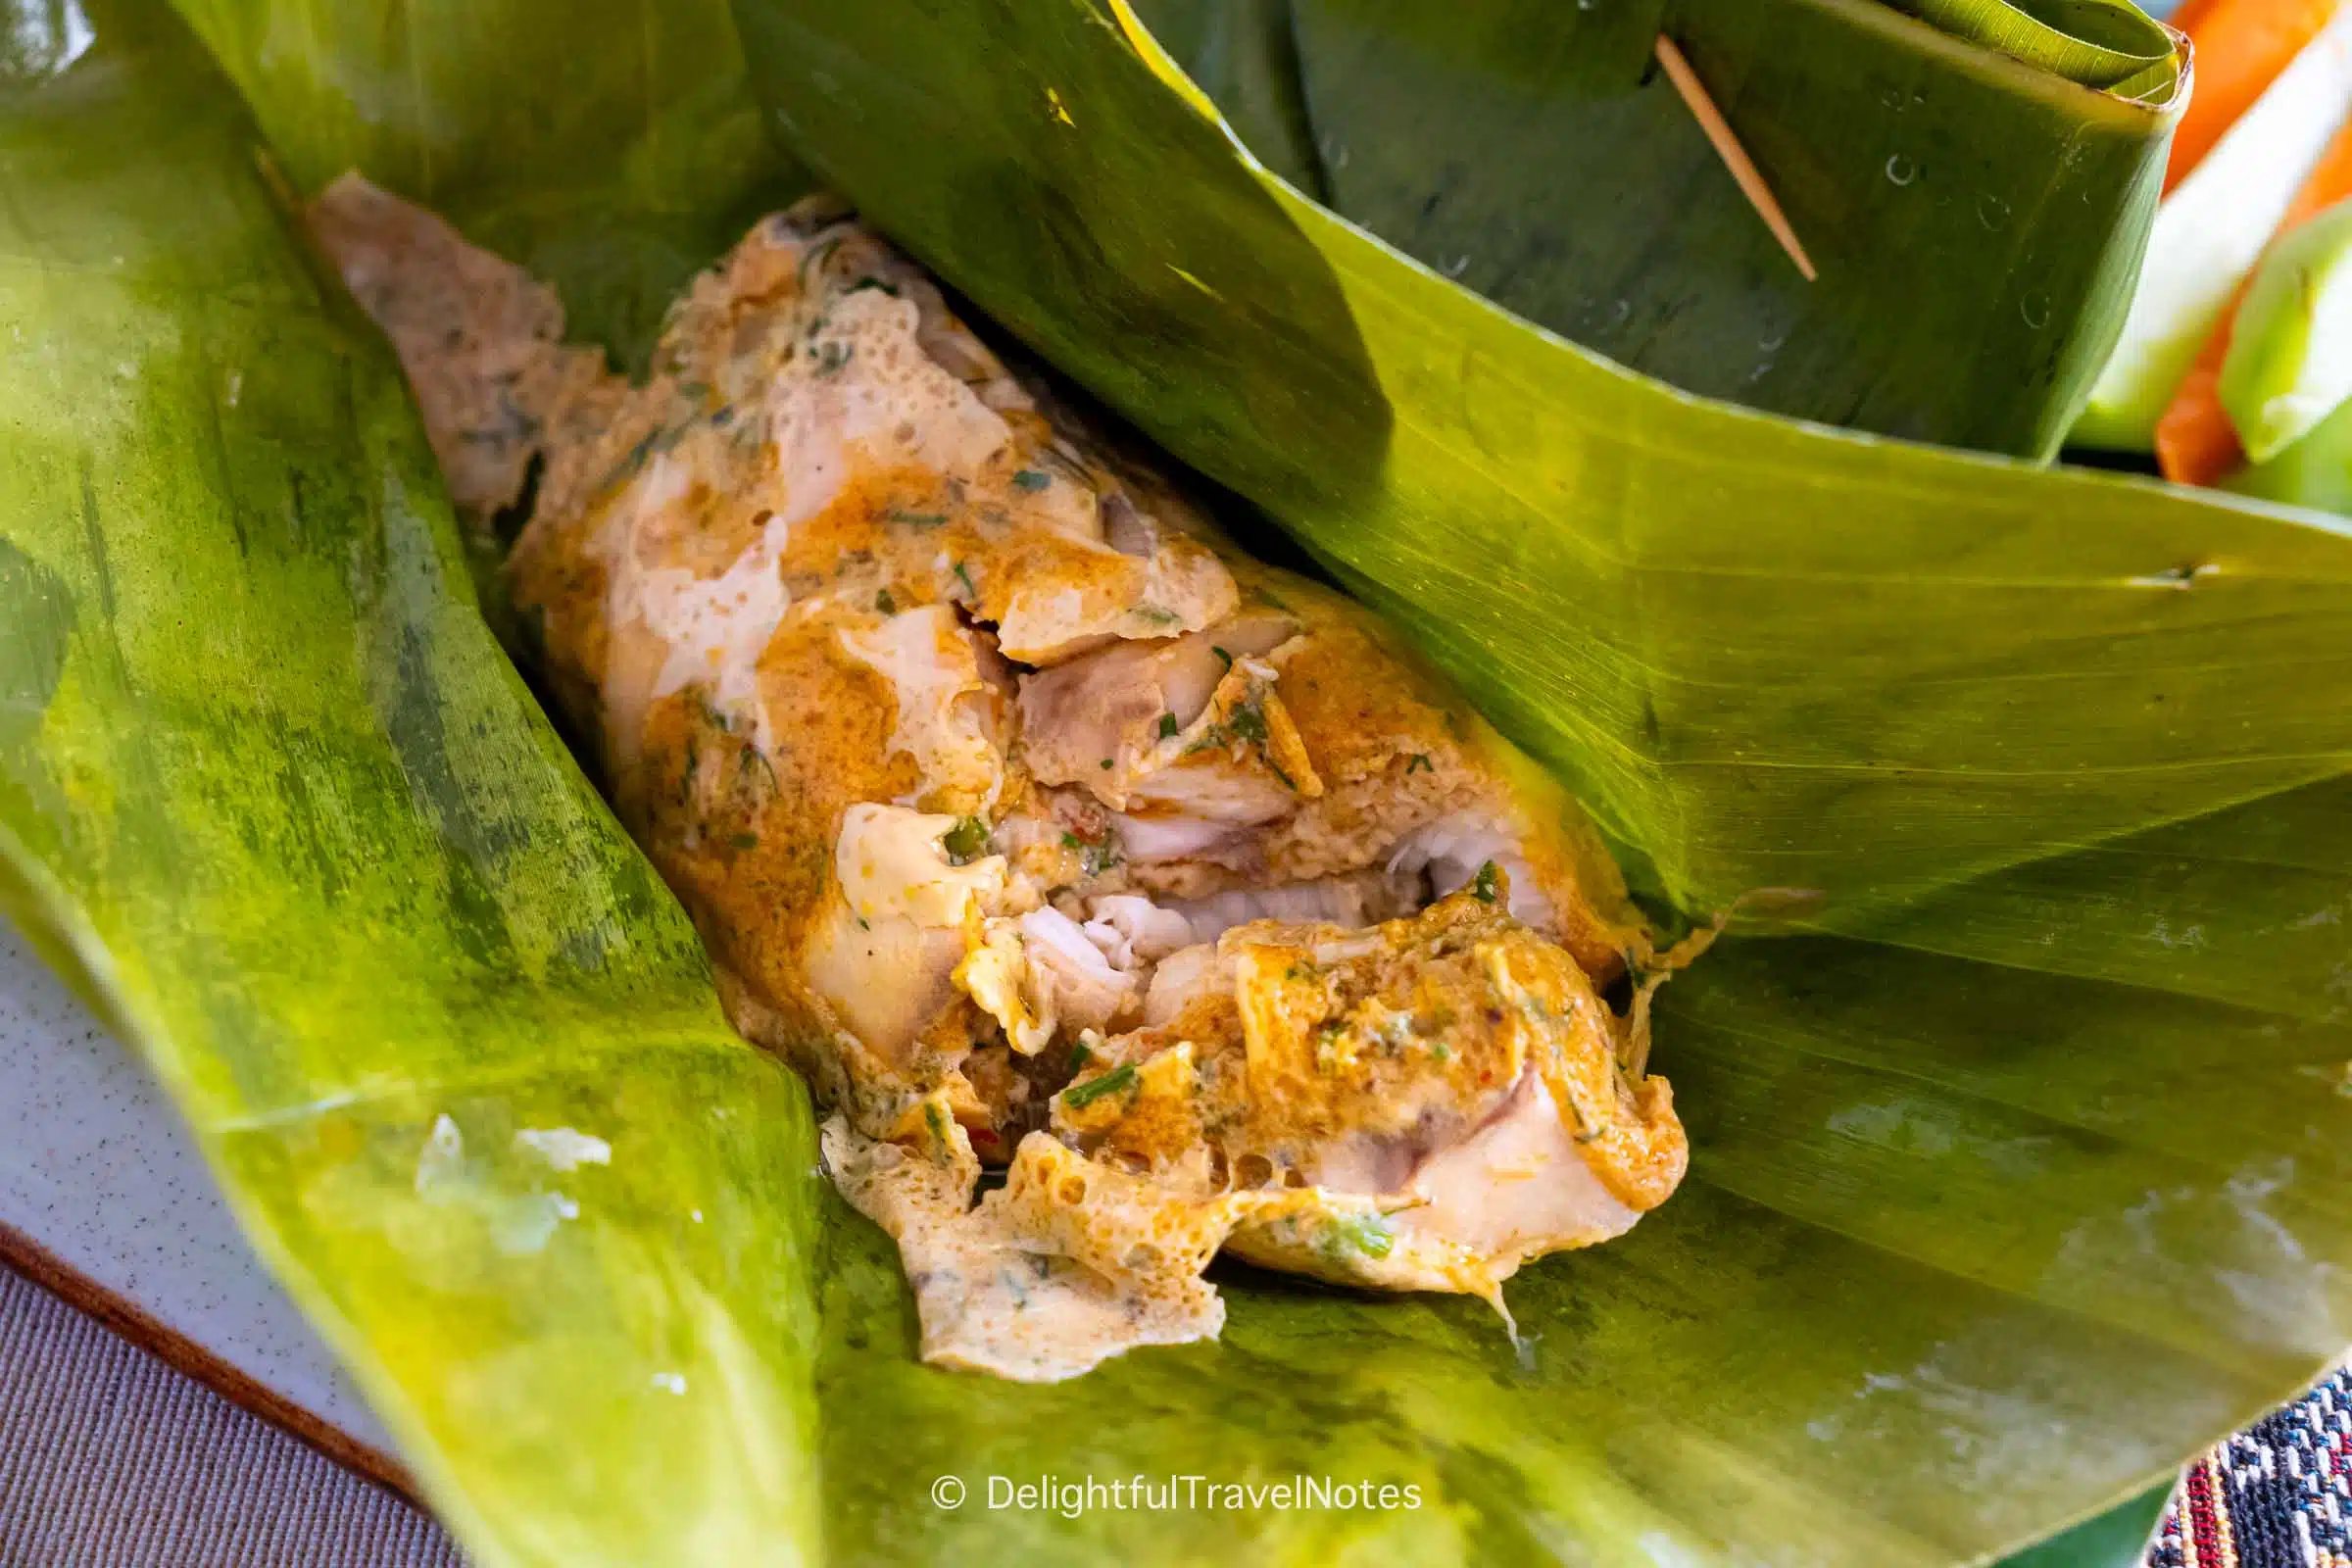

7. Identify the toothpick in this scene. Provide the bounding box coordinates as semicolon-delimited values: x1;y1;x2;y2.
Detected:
1654;35;1818;283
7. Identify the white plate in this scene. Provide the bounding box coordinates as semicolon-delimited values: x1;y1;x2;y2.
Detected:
0;917;401;1480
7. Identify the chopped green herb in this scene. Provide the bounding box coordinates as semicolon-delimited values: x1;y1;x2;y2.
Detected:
1067;1040;1093;1073
1132;604;1180;626
1061;1063;1138;1109
731;831;760;851
1267;759;1298;792
1011;467;1051;492
923;1102;947;1144
1060;829;1119;876
942;815;991;864
884;508;947;527
1157;712;1180;739
1227;702;1268;744
1406;753;1435;774
847;274;899;296
1472;860;1501;903
1430;1042;1451;1061
1100;758;1115;770
737;745;777;787
1320;1212;1396;1262
1211;645;1234;671
874;588;897;614
952;561;978;599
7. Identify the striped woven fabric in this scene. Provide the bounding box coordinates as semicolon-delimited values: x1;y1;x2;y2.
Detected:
0;1266;460;1567
8;1250;2351;1566
2146;1370;2352;1568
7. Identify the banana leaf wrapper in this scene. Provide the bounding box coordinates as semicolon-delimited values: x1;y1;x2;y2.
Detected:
0;0;2347;1565
1128;0;2182;457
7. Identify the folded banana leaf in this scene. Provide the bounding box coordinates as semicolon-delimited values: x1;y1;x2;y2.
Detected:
0;6;826;1564
172;0;809;373
1127;0;2182;456
3;0;2347;1565
743;0;2352;925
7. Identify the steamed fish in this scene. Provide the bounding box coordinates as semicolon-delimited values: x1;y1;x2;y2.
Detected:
312;178;1691;1382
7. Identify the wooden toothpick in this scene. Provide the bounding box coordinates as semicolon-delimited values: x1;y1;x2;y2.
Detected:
1654;35;1818;283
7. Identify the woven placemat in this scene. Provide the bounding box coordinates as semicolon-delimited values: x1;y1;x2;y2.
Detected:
2148;1369;2352;1568
8;1249;2349;1566
0;1265;460;1567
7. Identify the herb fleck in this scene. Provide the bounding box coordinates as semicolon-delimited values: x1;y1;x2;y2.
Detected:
1211;645;1233;671
885;508;947;527
1100;758;1114;770
1472;860;1501;904
1157;712;1180;739
1067;1040;1093;1073
1227;702;1268;745
874;588;897;614
952;561;978;599
942;816;991;864
1061;1063;1138;1109
1319;1212;1395;1262
1011;467;1051;492
1060;829;1120;877
1406;753;1434;774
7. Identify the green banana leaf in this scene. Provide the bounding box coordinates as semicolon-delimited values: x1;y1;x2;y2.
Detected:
1126;0;2182;456
0;5;825;1563
4;1;2347;1566
171;0;808;372
742;0;2352;924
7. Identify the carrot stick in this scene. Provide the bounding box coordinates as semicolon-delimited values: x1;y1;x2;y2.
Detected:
2154;111;2352;484
2166;0;2346;192
2155;330;2247;484
2169;0;2222;34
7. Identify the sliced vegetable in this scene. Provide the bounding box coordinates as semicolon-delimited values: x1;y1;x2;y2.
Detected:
2219;195;2352;460
2152;110;2352;483
2075;5;2352;449
2164;0;2345;191
2227;367;2352;507
2153;322;2247;484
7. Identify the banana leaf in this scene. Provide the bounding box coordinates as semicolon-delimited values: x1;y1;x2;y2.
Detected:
0;5;825;1563
742;0;2352;924
170;0;809;372
1125;0;2182;457
4;1;2350;1566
